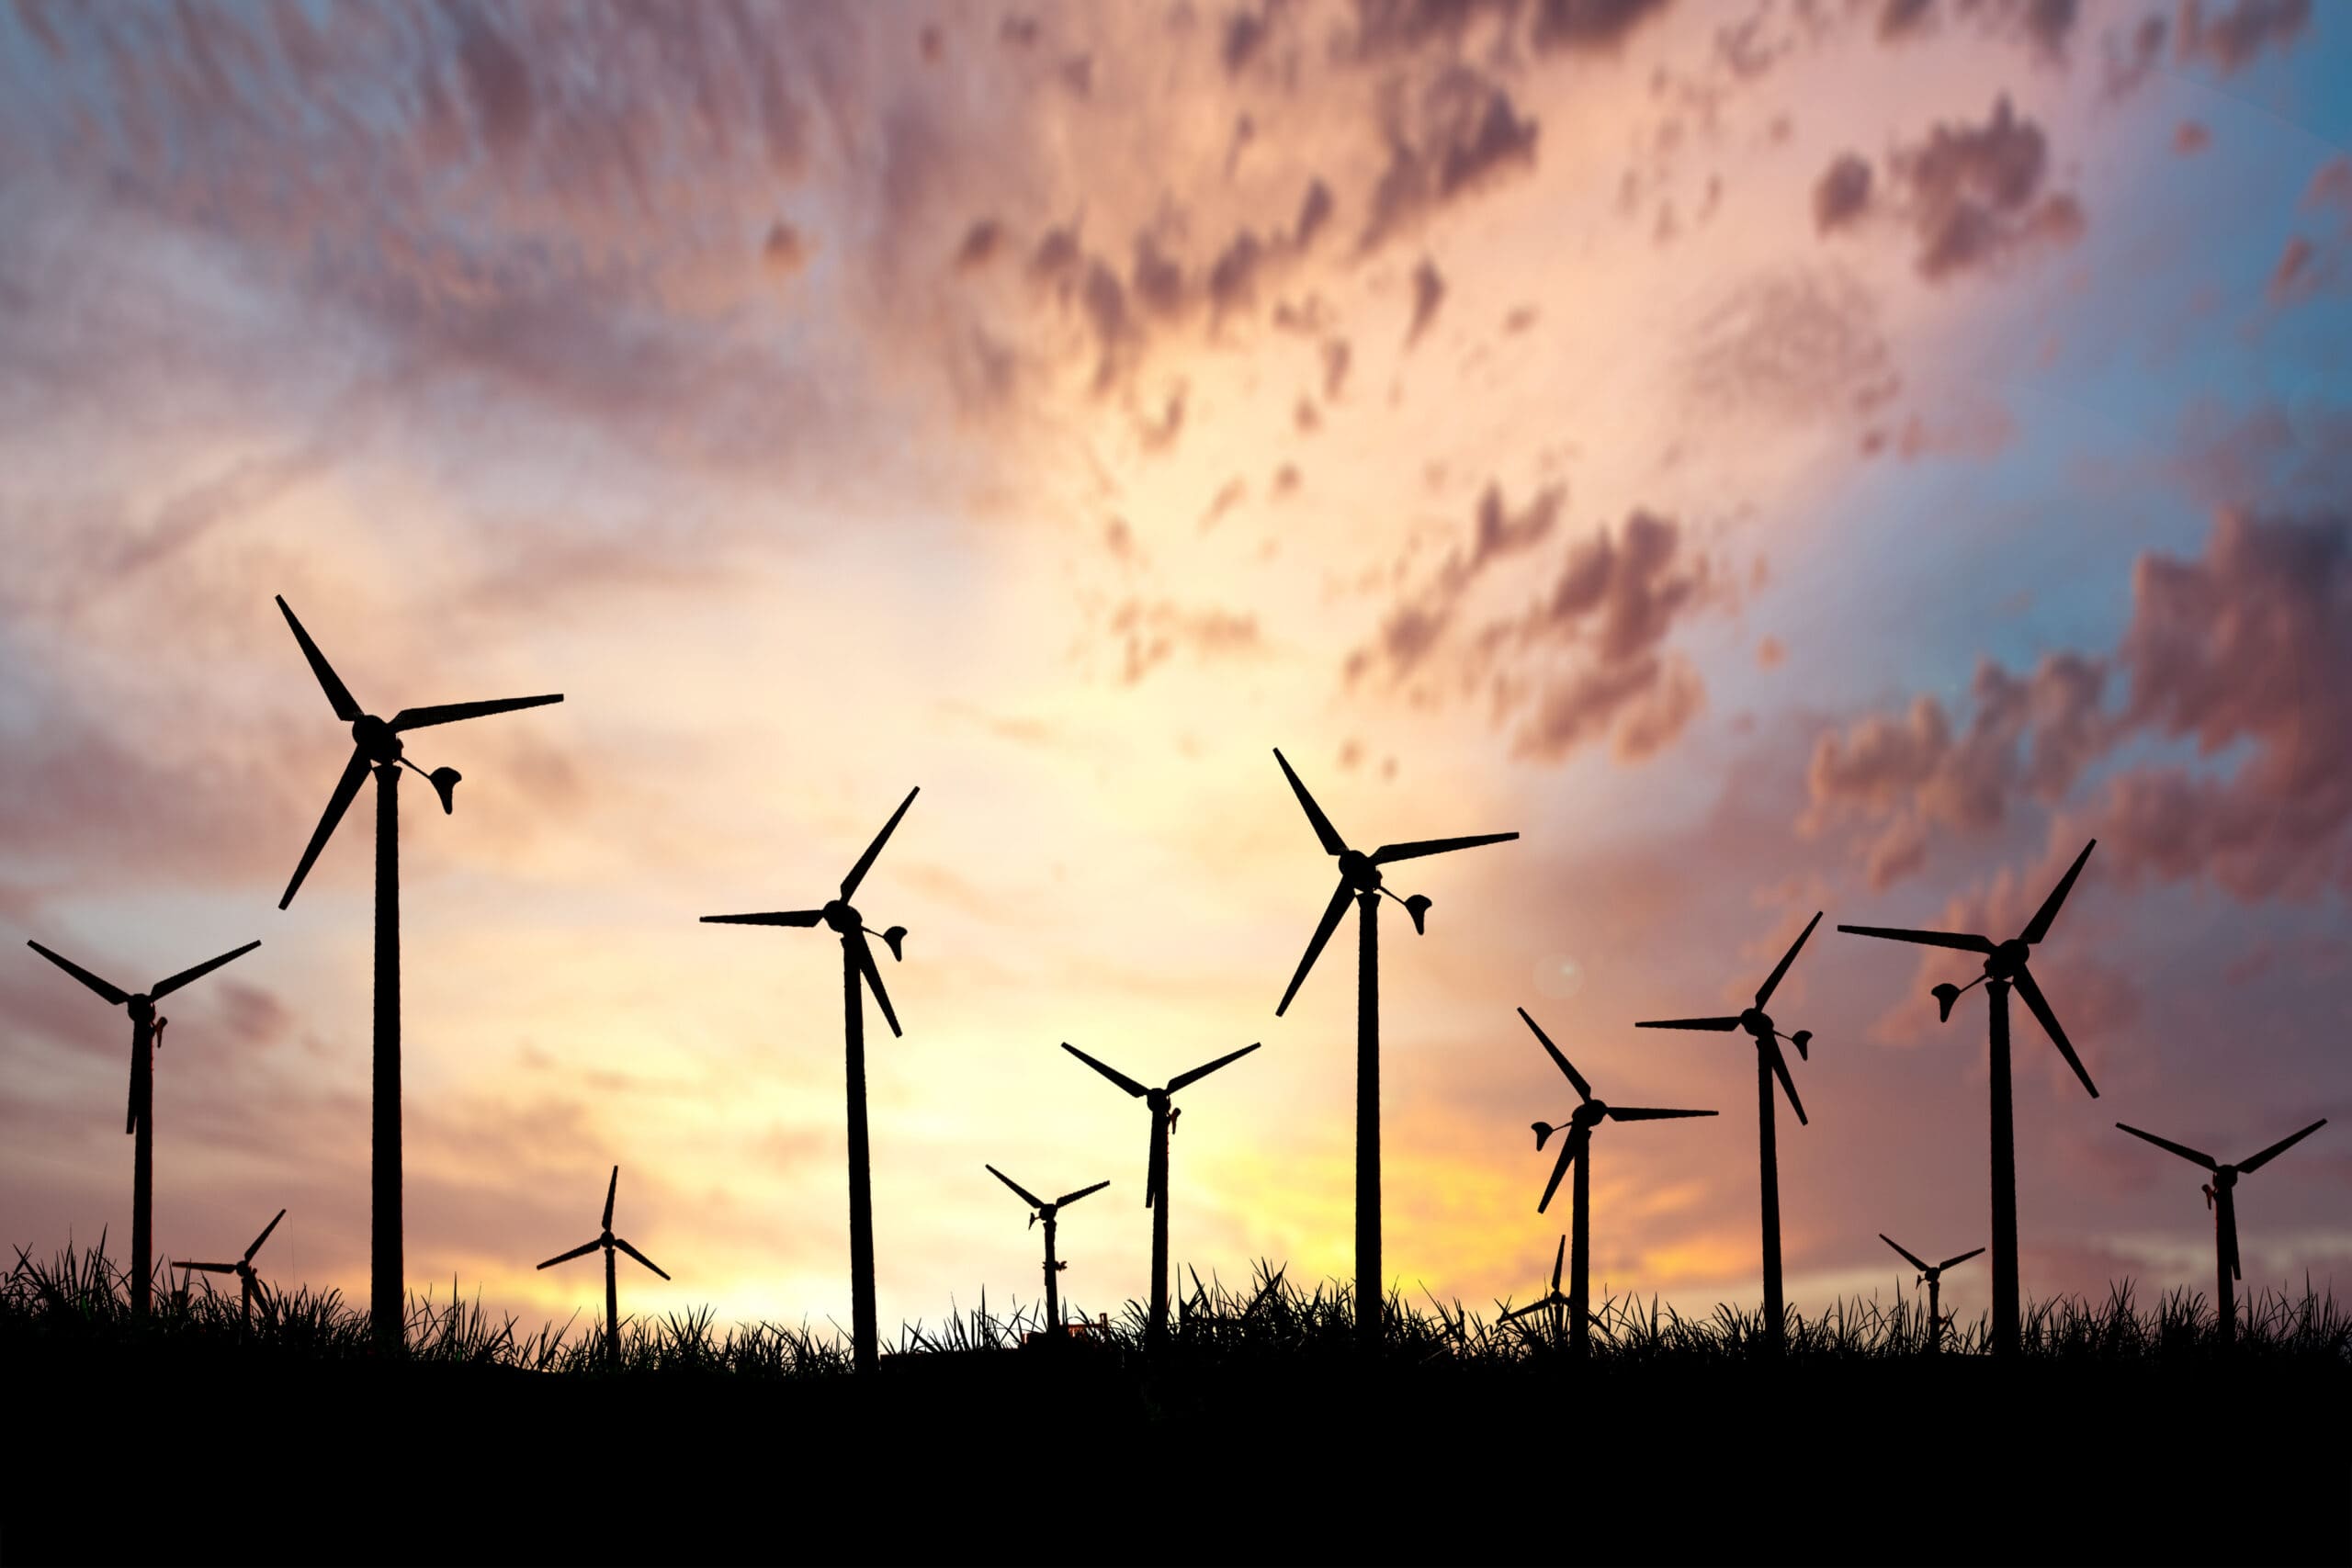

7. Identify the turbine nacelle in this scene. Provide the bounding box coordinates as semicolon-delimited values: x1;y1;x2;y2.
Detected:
1571;1100;1609;1130
351;713;403;764
1337;849;1381;890
1985;937;2030;980
822;900;859;935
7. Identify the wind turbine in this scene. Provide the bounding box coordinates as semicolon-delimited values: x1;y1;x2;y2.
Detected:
1636;911;1822;1352
1878;1234;1983;1354
1498;1236;1573;1344
701;787;917;1374
1520;1007;1715;1351
985;1165;1108;1339
1060;1039;1261;1353
537;1166;670;1368
1268;747;1518;1339
2114;1117;2327;1350
272;594;562;1350
175;1209;287;1326
1839;840;2101;1356
24;937;261;1317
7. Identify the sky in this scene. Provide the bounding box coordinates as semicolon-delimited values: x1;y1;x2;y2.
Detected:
1;0;2347;1342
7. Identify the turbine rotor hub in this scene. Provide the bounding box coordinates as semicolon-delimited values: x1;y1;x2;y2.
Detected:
1573;1101;1607;1128
129;995;155;1022
1740;1008;1771;1038
1147;1088;1170;1111
1337;850;1381;891
352;714;403;765
2212;1167;2237;1190
1985;939;2030;979
821;901;859;934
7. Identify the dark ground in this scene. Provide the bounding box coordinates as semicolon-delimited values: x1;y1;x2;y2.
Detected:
7;1335;2347;1567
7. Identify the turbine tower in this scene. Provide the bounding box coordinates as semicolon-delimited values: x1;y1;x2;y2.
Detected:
1269;747;1517;1339
273;595;562;1349
1839;840;2101;1357
175;1209;287;1326
985;1165;1108;1338
2114;1117;2327;1349
701;787;917;1374
1060;1039;1261;1353
1878;1234;1983;1354
1520;1007;1715;1351
1636;911;1822;1352
537;1166;670;1367
24;937;260;1317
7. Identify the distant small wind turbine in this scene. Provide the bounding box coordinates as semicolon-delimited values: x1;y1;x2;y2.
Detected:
537;1166;670;1368
1060;1039;1261;1353
1498;1236;1574;1343
985;1166;1108;1339
24;937;260;1318
2114;1117;2327;1349
1878;1234;1983;1354
1840;840;2101;1356
1269;747;1517;1339
175;1209;287;1326
1520;1007;1715;1351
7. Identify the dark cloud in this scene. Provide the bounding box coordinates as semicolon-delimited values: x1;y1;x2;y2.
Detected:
1891;96;2085;281
2100;12;2168;97
1528;0;1672;55
2172;120;2211;155
2307;157;2352;219
1223;5;1272;73
955;219;1006;271
1406;256;1446;345
1878;0;1936;40
1360;66;1540;252
2175;0;2312;73
1813;153;1873;233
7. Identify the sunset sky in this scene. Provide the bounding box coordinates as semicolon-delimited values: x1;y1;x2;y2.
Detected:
2;0;2347;1343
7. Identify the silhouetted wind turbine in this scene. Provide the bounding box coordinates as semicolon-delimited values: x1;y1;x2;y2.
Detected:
1839;840;2100;1357
1879;1234;1983;1354
175;1209;286;1326
2114;1117;2327;1350
1061;1039;1261;1353
701;787;917;1374
1498;1236;1574;1343
23;937;260;1318
1269;747;1517;1339
1520;1007;1715;1351
537;1166;669;1368
272;595;561;1350
1637;911;1822;1352
985;1165;1108;1339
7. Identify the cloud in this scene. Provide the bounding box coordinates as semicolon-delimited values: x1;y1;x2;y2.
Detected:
1360;66;1542;252
2172;119;2211;155
1528;0;1673;56
1106;598;1267;685
1891;96;2086;281
2175;0;2312;73
1813;153;1874;233
1406;256;1447;345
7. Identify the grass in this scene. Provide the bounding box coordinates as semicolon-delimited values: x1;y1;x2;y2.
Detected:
8;1239;2348;1565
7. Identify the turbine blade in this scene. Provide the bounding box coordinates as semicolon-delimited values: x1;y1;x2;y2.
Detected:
1517;1008;1591;1102
2114;1122;2217;1171
1275;879;1352;1017
985;1164;1047;1212
698;909;825;927
1499;1299;1546;1324
389;694;563;732
275;596;361;722
1272;748;1346;856
1605;1107;1718;1121
613;1237;669;1280
1537;1129;1583;1213
1766;1037;1807;1126
178;1261;238;1274
280;750;370;909
1551;1235;1566;1294
1169;1042;1263;1093
1880;1234;1932;1274
1756;911;1823;1008
1368;831;1519;865
841;786;919;900
1054;1179;1111;1208
2013;964;2097;1099
2237;1118;2327;1175
603;1166;618;1231
2020;840;2096;946
1935;1247;1985;1272
537;1238;601;1269
1060;1043;1148;1098
150;941;261;1001
1836;924;1996;953
25;942;130;1006
1634;1016;1742;1032
244;1209;287;1262
853;933;901;1037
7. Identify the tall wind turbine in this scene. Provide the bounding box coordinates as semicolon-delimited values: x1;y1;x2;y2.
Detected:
2114;1117;2327;1349
175;1209;287;1326
985;1165;1108;1338
701;787;917;1374
1520;1007;1715;1351
537;1166;670;1367
1636;911;1822;1351
1269;747;1517;1338
272;595;562;1349
1839;840;2101;1356
1878;1234;1983;1354
1060;1039;1261;1353
24;937;260;1317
